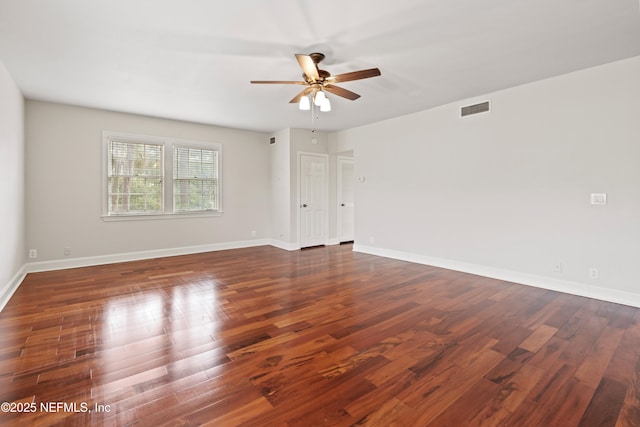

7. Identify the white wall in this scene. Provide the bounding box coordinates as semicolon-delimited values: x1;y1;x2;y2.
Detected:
25;101;270;265
335;56;640;306
269;128;292;247
0;61;26;309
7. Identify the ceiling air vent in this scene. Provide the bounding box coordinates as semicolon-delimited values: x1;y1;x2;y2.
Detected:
270;137;276;144
461;101;490;117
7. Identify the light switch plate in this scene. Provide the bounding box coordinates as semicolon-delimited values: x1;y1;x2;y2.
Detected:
590;193;607;205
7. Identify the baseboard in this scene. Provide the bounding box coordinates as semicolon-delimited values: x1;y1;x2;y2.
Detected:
353;244;640;308
268;239;300;251
0;266;27;312
24;239;271;274
269;238;342;251
587;285;640;308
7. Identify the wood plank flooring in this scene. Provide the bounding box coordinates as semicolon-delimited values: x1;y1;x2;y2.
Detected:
1;244;639;426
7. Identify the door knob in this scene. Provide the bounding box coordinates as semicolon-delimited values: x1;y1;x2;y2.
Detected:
341;203;345;206
302;204;308;207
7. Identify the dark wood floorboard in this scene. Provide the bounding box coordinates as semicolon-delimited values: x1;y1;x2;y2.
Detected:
0;244;639;426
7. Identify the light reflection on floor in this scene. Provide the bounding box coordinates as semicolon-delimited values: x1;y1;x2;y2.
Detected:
98;278;226;396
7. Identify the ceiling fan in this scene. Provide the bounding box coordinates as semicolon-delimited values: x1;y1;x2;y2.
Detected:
250;52;381;111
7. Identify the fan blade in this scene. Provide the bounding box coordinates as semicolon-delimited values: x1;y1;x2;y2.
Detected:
250;80;306;84
324;84;361;101
329;68;381;83
296;54;320;82
289;87;314;103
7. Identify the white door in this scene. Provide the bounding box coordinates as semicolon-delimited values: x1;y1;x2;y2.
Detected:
338;157;355;242
299;153;328;248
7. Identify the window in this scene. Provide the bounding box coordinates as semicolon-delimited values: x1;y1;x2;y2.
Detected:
173;146;218;212
107;141;164;215
103;132;222;219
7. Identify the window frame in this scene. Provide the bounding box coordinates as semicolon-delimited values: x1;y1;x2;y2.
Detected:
102;131;223;221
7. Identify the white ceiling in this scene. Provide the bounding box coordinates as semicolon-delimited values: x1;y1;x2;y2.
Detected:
1;0;639;133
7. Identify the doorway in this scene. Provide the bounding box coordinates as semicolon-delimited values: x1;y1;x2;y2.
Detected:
337;156;355;243
299;153;328;248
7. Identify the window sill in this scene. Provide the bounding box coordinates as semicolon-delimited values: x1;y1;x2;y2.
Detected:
101;211;223;222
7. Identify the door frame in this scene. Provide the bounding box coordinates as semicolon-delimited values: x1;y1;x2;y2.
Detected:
297;151;329;248
337;156;355;243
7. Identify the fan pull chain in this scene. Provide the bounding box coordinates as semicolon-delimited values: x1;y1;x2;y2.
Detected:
310;94;319;144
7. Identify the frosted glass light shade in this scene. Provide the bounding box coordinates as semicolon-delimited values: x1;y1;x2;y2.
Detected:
314;90;326;106
320;97;331;112
299;95;310;110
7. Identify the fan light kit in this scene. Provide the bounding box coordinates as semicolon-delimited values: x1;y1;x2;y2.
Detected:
251;52;381;113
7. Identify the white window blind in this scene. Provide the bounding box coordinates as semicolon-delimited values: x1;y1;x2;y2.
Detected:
173;146;219;212
103;132;222;219
107;141;163;215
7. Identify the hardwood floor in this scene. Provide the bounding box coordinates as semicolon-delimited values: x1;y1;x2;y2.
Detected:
1;244;639;426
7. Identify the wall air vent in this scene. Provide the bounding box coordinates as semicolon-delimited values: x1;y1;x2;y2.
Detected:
270;137;276;144
461;101;490;117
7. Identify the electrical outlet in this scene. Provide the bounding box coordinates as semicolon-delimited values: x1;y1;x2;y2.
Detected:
369;236;375;245
64;247;72;256
589;268;599;280
251;230;257;238
553;262;563;273
29;249;37;259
